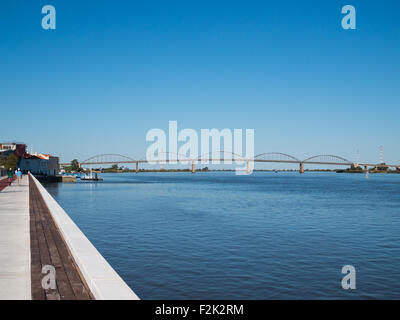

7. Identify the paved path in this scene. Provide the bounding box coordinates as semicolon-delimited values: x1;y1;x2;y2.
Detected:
0;175;31;300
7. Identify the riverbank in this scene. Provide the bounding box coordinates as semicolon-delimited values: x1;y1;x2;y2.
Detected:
0;174;139;300
336;169;400;174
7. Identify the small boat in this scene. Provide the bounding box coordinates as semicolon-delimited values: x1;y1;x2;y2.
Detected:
80;170;103;181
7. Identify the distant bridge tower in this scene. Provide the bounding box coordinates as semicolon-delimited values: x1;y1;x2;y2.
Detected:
355;149;359;167
379;145;383;164
191;161;195;174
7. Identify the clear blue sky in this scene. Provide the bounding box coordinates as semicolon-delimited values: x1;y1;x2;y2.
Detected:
1;0;399;164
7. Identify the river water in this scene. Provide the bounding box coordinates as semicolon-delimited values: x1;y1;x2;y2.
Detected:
44;172;400;299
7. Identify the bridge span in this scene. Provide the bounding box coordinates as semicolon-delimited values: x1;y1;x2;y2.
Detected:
60;152;400;174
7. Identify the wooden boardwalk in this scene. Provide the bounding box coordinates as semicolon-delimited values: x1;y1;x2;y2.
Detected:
29;175;93;300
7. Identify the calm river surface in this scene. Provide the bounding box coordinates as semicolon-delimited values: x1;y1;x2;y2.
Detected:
44;172;400;299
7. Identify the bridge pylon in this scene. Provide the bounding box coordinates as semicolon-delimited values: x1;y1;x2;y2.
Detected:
299;162;304;174
192;161;195;174
136;162;139;174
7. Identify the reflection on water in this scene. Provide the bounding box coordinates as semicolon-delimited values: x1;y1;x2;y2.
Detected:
44;172;400;299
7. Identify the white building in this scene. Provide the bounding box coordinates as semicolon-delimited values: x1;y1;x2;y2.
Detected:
0;143;17;151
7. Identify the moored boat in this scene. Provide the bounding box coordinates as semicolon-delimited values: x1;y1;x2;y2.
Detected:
80;170;103;181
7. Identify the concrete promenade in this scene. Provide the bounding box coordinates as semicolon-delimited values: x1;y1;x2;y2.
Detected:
0;174;139;300
0;176;31;299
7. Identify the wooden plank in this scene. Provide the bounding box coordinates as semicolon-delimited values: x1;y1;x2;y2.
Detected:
37;188;91;299
29;185;46;300
35;194;76;300
29;176;93;300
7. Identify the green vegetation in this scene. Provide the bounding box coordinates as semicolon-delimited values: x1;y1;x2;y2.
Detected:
4;154;18;171
337;163;400;174
63;159;84;173
350;164;363;171
70;159;80;171
375;163;389;172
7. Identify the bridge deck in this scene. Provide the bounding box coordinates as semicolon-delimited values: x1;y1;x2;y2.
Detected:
71;160;399;168
29;175;93;300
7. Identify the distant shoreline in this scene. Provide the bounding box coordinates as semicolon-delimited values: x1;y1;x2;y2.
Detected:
66;169;399;174
77;169;336;173
336;169;400;174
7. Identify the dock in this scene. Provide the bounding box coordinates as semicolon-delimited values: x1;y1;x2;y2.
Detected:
0;174;139;300
34;175;77;183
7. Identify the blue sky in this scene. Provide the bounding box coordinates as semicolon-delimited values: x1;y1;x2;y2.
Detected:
1;0;399;164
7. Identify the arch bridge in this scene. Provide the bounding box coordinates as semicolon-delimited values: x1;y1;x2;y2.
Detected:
59;151;400;174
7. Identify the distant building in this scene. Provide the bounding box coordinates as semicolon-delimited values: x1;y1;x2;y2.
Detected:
19;153;59;176
0;142;27;159
1;143;59;176
0;143;17;151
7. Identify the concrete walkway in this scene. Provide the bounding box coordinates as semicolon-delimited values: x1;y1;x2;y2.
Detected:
0;176;31;299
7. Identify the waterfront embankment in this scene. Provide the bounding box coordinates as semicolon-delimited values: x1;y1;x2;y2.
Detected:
0;174;139;300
